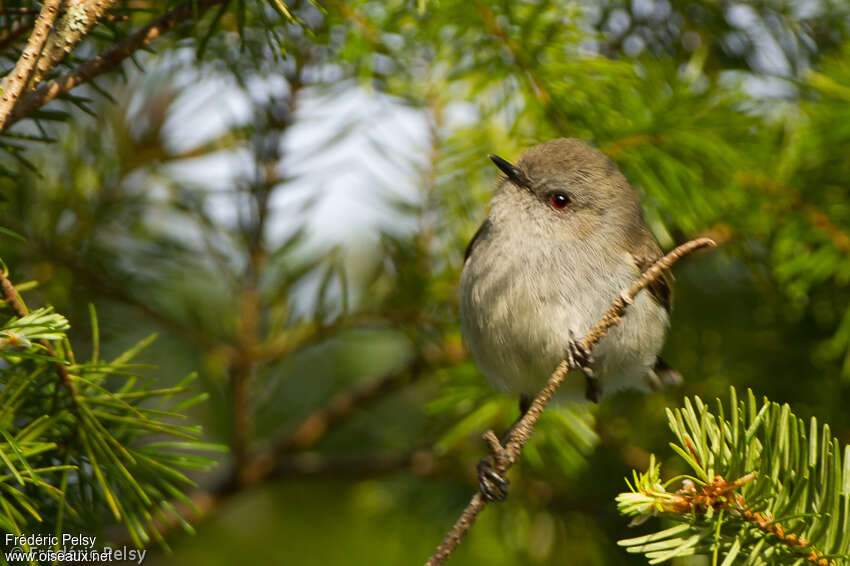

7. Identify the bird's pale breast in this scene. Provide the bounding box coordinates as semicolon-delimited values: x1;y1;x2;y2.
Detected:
460;225;669;401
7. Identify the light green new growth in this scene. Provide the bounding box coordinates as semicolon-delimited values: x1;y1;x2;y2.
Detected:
618;387;850;566
0;262;223;559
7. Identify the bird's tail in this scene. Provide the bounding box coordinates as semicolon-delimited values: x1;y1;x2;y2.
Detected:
647;357;683;391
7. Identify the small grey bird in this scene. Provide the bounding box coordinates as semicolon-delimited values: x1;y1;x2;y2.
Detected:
460;138;680;500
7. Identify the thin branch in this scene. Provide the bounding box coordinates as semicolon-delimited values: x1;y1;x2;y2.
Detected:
601;133;661;157
0;9;127;51
42;250;216;350
248;450;437;480
278;359;429;451
424;237;717;566
112;354;443;544
629;470;836;566
476;2;550;105
25;0;119;90
736;170;850;256
0;0;63;130
0;269;76;394
4;0;226;132
233;356;436;489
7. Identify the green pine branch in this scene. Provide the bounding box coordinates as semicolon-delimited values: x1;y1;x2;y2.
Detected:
0;258;224;555
618;387;850;566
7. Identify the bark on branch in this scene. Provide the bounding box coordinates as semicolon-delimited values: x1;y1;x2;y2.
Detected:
0;0;63;130
424;237;718;566
3;0;226;132
25;0;120;91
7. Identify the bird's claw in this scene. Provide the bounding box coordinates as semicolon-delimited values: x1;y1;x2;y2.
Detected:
567;330;601;403
477;456;509;502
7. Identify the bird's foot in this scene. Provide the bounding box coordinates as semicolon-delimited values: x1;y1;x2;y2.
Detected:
567;330;600;403
477;456;509;502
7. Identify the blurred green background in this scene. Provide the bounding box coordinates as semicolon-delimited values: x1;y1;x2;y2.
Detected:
2;0;850;564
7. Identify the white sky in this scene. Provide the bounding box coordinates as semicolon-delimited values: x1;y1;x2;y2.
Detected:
153;53;431;256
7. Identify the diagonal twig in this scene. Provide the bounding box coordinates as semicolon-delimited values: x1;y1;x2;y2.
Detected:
3;0;226;132
424;237;717;566
0;0;63;130
24;0;120;92
232;356;436;489
110;353;443;545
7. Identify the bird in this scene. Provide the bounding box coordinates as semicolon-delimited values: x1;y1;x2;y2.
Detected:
459;138;680;500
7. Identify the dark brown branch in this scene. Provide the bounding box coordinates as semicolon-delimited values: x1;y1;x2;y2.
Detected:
279;360;428;452
3;0;226;132
230;63;305;484
424;237;717;566
0;0;63;130
230;287;259;481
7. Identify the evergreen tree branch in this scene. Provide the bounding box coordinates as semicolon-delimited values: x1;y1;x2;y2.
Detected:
424;237;717;566
113;353;445;544
475;2;551;106
0;0;63;130
25;0;119;90
0;266;76;394
235;353;441;489
0;259;221;545
3;0;226;132
228;58;305;484
618;389;850;565
736;171;850;256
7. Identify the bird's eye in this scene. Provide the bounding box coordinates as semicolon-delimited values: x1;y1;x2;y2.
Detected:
551;193;570;209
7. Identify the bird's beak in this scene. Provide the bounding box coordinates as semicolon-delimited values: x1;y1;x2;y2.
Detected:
488;154;527;188
489;154;517;178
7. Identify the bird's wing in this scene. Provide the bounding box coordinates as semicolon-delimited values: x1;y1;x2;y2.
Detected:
464;219;492;262
631;235;674;314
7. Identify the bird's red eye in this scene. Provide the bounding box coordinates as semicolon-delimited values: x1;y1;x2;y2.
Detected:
551;193;570;209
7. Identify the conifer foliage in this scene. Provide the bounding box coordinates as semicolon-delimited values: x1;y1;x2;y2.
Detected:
0;259;220;555
618;388;849;565
2;0;850;564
